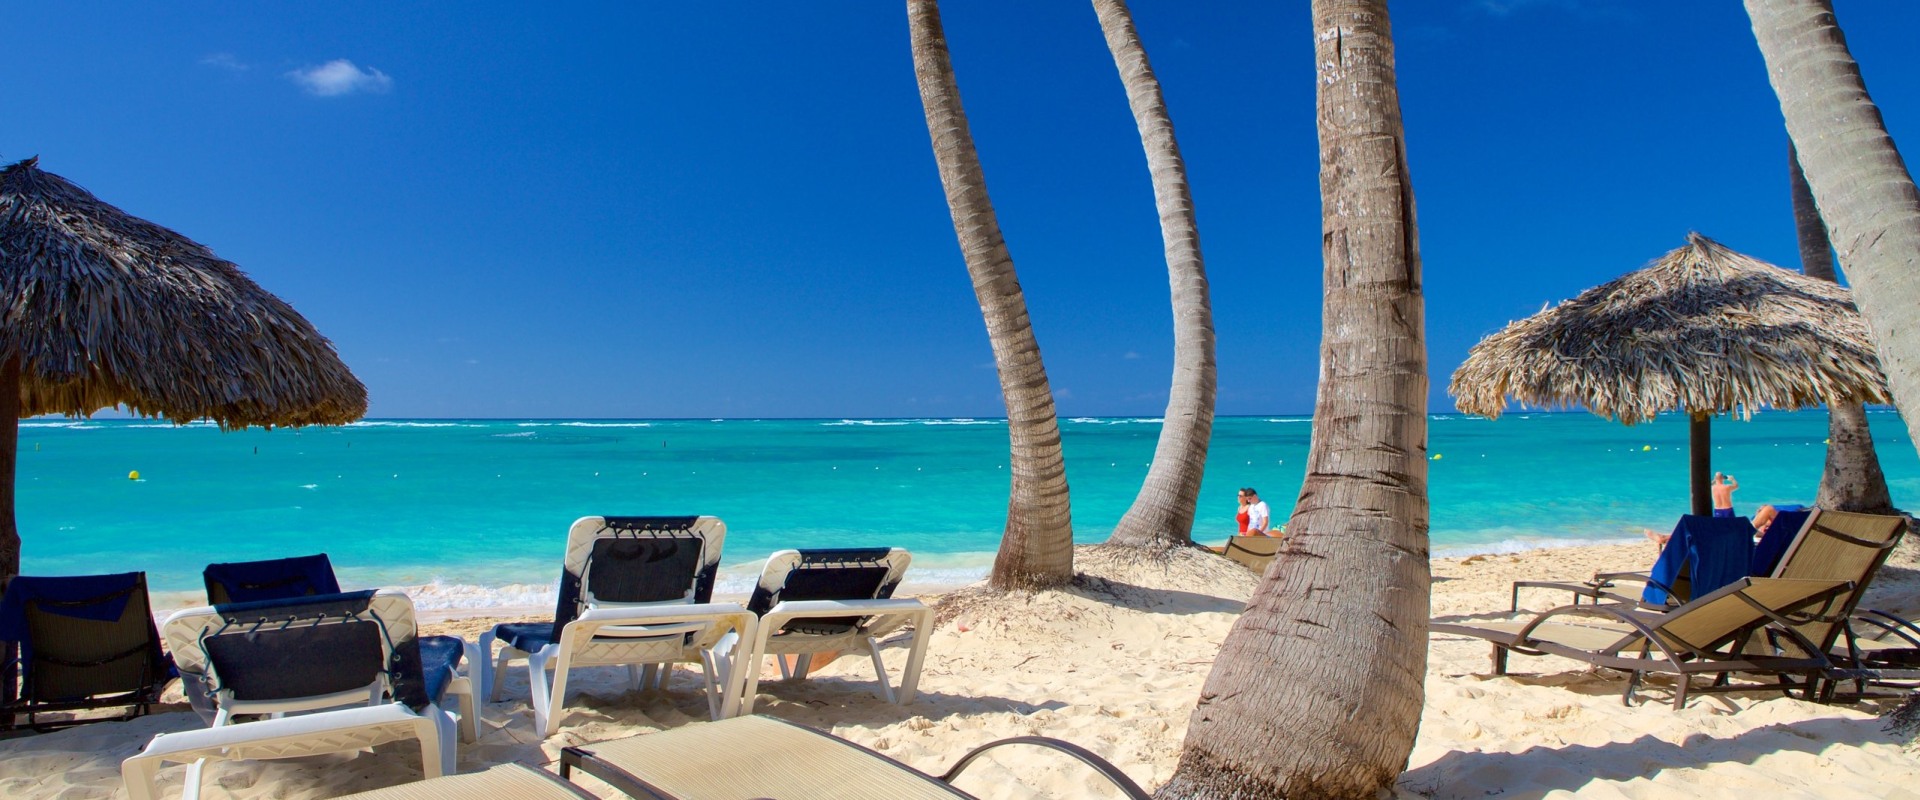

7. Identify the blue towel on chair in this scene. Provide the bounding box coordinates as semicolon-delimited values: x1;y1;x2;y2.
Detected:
1751;506;1810;577
1643;515;1757;606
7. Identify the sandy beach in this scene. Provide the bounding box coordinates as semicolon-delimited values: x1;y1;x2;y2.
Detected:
3;540;1917;799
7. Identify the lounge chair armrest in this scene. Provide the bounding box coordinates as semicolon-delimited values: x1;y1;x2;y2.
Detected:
940;736;1151;800
764;598;930;618
575;602;753;625
127;703;431;764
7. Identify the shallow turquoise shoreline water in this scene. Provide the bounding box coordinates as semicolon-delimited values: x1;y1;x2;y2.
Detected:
16;412;1916;607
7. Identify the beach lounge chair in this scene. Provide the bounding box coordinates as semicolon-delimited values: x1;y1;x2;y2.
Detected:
478;515;756;735
558;714;1152;799
195;553;482;725
124;590;473;800
1432;576;1853;708
202;552;341;604
1743;510;1907;699
0;572;171;731
1220;534;1284;574
327;764;597;800
1510;513;1770;611
736;547;931;715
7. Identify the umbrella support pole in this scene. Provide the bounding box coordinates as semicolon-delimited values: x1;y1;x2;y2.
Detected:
1690;413;1712;517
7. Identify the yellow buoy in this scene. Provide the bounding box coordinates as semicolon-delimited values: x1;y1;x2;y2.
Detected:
128;470;140;481
1641;445;1651;451
1431;454;1442;460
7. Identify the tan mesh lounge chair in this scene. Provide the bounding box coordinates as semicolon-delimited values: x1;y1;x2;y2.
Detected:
1220;534;1283;573
0;572;172;731
558;714;1151;799
1432;576;1853;708
328;764;596;800
1745;510;1908;699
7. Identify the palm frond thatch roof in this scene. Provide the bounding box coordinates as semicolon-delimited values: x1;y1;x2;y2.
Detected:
0;157;367;427
1449;232;1888;424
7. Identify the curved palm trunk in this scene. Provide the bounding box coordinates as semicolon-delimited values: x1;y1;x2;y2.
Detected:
1789;145;1894;514
1157;2;1429;796
1747;0;1920;463
1093;0;1218;550
907;0;1074;591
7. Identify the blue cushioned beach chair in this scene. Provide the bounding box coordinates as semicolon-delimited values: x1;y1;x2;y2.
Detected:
479;516;755;736
0;572;172;731
737;547;932;715
202;553;341;605
125;590;474;800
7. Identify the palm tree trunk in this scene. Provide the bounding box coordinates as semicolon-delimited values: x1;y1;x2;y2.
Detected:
1789;144;1895;514
0;357;18;582
907;0;1074;591
1747;0;1920;464
1157;2;1429;796
1093;0;1218;550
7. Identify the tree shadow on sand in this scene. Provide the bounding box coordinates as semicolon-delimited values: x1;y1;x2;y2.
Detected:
1398;715;1904;798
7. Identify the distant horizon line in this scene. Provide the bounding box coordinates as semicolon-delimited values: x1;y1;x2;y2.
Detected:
33;408;1894;425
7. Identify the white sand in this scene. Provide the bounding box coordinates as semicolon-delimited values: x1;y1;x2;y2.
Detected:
4;540;1917;799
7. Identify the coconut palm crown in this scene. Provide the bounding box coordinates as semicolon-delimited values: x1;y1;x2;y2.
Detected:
1450;232;1888;423
0;157;367;427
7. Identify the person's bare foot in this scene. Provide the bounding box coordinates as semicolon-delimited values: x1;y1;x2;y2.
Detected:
1643;528;1669;547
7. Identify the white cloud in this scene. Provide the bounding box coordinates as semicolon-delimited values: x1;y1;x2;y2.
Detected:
287;59;393;97
200;53;249;72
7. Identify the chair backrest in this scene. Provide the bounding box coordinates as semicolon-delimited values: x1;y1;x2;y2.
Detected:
1642;515;1756;605
1646;577;1851;656
0;573;166;704
1752;507;1816;578
555;516;726;628
1222;535;1284;573
203;553;342;605
1767;509;1906;652
164;589;435;710
747;548;911;635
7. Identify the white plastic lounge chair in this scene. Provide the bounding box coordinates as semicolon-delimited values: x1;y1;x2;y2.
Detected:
478;516;755;735
124;590;474;800
559;715;1152;799
329;763;597;800
736;548;931;715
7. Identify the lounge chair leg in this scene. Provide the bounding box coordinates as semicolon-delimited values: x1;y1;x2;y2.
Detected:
490;647;516;702
1622;671;1644;707
181;759;210;800
1672;676;1690;710
1492;646;1509;676
628;665;643;691
793;654;813;680
529;645;564;737
699;652;724;719
867;636;896;704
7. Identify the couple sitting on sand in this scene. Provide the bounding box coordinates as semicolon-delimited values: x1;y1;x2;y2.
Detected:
1643;472;1798;545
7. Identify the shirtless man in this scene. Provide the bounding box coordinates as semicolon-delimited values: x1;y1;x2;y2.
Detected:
1645;472;1741;545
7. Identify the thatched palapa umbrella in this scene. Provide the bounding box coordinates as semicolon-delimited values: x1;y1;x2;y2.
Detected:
0;157;368;578
1450;232;1889;516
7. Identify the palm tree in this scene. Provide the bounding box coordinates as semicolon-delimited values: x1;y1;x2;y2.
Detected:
1789;145;1895;514
1156;2;1429;797
1747;0;1920;460
907;0;1074;590
1091;0;1218;551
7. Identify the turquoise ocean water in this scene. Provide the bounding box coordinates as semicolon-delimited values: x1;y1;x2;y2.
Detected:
16;412;1919;608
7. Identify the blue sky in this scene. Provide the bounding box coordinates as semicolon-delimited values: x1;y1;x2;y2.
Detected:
6;2;1919;419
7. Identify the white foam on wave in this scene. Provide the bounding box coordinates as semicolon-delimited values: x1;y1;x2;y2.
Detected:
1263;417;1311;423
821;419;910;427
917;418;1000;426
494;431;536;438
349;421;479;429
556;422;653;428
1431;535;1641;559
405;579;558;611
20;421;100;429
